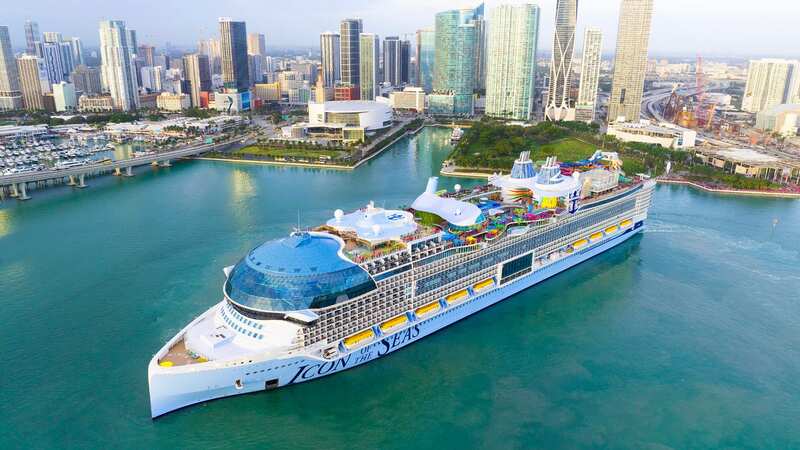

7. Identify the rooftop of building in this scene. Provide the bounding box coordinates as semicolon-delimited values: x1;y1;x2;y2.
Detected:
311;100;391;113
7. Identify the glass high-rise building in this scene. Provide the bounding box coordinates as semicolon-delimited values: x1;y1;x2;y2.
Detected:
24;20;40;56
383;36;400;86
608;0;654;122
320;32;340;88
359;33;379;101
339;18;363;91
1;30;24;109
485;4;540;121
219;17;250;92
99;20;139;111
184;53;211;108
416;29;435;93
576;28;603;122
545;0;578;121
432;7;479;115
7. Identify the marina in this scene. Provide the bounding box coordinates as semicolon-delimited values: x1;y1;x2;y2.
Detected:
1;127;799;448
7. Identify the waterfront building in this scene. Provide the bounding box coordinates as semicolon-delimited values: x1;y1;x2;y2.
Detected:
359;33;379;101
485;3;540;121
247;33;266;56
99;20;139;111
0;26;23;111
184;53;211;108
433;7;479;115
157;92;190;111
608;0;654;123
306;100;392;142
416;29;435;93
694;147;800;182
607;120;696;149
340;18;363;93
741;59;800;113
78;94;115;112
389;86;425;112
24;20;40;55
219;18;250;92
545;0;577;121
71;65;102;95
576;28;603;123
16;55;46;110
755;103;800;135
52;81;77;112
320;32;341;88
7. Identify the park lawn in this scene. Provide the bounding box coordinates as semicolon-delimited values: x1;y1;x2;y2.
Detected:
534;138;597;163
234;145;348;159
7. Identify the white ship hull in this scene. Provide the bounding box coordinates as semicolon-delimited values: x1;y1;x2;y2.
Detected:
149;223;645;418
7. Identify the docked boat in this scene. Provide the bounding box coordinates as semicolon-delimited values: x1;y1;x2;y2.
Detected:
450;127;464;143
148;150;655;418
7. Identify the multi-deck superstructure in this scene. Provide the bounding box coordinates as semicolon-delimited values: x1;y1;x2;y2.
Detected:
148;150;655;418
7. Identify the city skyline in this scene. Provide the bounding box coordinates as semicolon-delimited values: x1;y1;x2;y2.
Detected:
4;0;799;57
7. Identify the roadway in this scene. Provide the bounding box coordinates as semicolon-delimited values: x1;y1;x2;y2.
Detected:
1;134;255;197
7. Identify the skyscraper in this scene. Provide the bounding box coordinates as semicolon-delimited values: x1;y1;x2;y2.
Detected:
359;33;379;101
472;4;487;92
608;0;654;122
71;65;102;95
383;36;401;86
71;37;85;66
432;7;478;115
17;55;45;110
40;42;65;84
339;18;363;90
24;20;40;55
0;26;23;110
138;44;156;67
545;0;578;121
99;20;139;111
247;33;266;56
320;32;340;88
741;59;800;113
184;53;211;108
219;18;249;92
416;29;435;93
198;38;222;75
576;28;603;122
400;40;411;84
485;4;540;121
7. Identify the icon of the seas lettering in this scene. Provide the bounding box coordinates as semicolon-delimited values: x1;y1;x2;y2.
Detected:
378;325;420;357
287;354;352;384
286;325;421;385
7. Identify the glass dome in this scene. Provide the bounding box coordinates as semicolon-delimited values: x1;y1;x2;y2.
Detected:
224;232;376;312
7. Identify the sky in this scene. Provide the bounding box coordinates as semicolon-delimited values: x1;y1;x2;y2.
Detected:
6;0;800;58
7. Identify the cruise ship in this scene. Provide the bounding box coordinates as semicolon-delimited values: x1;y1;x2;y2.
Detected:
148;150;655;417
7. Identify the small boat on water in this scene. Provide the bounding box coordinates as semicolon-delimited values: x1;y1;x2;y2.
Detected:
450;127;464;143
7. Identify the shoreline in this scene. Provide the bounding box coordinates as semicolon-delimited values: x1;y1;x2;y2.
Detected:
199;121;427;171
657;178;800;198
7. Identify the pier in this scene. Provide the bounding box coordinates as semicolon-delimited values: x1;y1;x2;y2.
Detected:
0;139;239;200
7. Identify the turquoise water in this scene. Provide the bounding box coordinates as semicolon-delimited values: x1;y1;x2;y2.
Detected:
1;127;799;449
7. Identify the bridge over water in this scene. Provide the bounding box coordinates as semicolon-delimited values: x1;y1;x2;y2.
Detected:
0;138;242;200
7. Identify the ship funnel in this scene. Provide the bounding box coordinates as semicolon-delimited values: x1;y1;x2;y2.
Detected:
425;177;439;194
